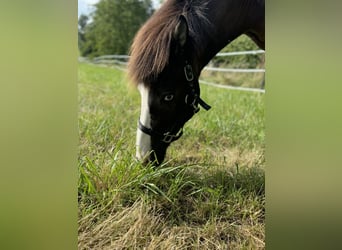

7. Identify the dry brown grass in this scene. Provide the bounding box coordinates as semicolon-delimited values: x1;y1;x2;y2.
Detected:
78;199;264;250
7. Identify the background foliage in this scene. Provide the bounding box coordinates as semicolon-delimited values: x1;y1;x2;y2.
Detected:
201;35;265;88
213;35;264;68
78;0;153;57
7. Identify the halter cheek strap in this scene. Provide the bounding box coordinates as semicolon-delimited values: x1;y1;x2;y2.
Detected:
184;62;211;112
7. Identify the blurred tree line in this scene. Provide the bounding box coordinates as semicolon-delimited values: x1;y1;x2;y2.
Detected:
78;0;153;57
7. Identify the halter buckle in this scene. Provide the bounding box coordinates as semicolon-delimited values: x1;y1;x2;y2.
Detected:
162;128;183;143
184;64;194;82
185;94;200;114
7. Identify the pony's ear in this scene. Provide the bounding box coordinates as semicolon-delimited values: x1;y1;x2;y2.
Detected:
173;15;188;48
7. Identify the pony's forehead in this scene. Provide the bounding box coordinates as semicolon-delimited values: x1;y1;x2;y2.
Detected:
137;83;146;91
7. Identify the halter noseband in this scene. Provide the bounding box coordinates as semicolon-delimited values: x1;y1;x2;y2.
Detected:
138;120;183;144
138;62;211;144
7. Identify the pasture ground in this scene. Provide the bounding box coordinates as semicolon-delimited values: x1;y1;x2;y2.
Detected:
78;63;265;249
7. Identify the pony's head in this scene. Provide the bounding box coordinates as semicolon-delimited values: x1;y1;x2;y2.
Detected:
128;0;265;164
128;12;210;165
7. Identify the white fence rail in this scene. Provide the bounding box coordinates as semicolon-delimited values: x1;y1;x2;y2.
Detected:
94;55;130;60
92;50;264;61
203;49;265;73
203;67;265;73
85;50;265;93
216;50;265;57
199;80;265;93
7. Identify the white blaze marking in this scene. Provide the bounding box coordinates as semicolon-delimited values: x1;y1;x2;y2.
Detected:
136;84;152;160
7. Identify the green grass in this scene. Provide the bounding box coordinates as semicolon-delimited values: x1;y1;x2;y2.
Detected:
78;63;265;249
200;69;265;89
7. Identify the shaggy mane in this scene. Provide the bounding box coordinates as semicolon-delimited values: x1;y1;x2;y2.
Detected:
128;0;210;86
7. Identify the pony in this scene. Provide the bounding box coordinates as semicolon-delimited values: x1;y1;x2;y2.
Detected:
128;0;264;164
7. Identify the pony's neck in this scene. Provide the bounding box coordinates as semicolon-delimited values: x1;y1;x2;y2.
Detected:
192;0;265;73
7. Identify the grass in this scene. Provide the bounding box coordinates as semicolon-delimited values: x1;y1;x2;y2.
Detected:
200;68;265;89
78;62;265;249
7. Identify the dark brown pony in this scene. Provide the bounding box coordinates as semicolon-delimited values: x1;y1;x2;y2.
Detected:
128;0;264;165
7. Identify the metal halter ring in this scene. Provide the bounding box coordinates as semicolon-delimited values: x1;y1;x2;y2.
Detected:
184;64;194;82
185;94;200;114
162;128;183;143
138;120;183;144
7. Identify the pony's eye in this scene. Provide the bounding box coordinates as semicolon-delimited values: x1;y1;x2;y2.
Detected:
163;94;174;102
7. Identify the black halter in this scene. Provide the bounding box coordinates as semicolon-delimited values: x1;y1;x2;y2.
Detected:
183;61;212;112
138;120;183;143
138;62;211;144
